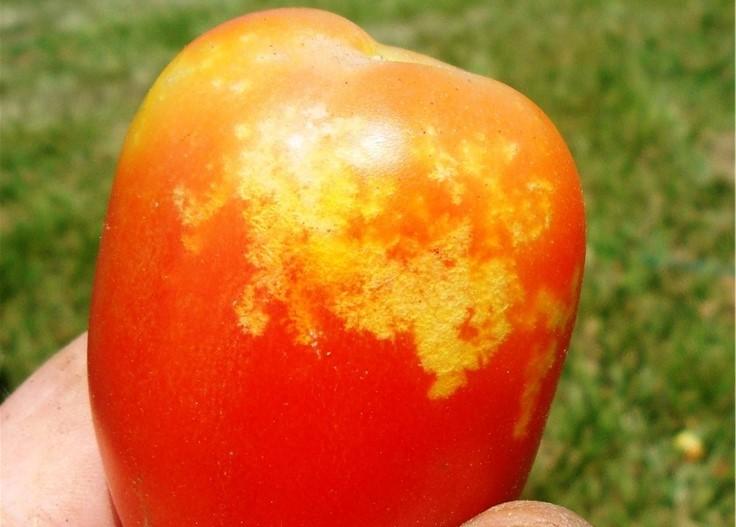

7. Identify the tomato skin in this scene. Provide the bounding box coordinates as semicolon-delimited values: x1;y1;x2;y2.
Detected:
88;8;585;526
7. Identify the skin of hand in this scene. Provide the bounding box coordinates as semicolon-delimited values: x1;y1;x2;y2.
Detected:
1;334;591;527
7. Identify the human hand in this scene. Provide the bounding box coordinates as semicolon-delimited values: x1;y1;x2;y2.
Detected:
1;334;590;526
1;334;117;526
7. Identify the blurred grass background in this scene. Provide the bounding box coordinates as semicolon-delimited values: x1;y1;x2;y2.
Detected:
1;0;733;524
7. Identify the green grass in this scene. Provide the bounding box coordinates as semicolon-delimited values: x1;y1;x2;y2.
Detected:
1;0;733;524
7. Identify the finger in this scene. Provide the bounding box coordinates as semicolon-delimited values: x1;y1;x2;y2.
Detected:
462;500;592;527
1;333;118;526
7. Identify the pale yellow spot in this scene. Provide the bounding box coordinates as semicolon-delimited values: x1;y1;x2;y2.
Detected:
372;44;453;69
234;285;269;335
518;288;575;333
173;182;229;228
172;180;230;252
415;127;467;205
239;33;256;45
514;342;557;438
199;55;218;71
457;136;488;177
536;289;569;331
428;373;467;399
428;148;464;205
144;40;232;107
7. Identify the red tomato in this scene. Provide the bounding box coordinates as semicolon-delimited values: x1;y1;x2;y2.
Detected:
88;8;585;526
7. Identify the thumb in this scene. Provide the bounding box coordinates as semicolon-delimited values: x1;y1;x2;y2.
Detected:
1;333;118;527
462;500;592;527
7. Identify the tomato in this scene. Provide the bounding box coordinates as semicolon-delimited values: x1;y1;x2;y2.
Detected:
88;8;585;526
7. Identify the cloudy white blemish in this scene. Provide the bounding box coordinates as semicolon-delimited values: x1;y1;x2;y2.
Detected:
340;121;406;171
307;328;323;358
234;123;250;140
229;80;252;94
285;133;306;152
254;50;288;63
504;142;519;162
258;104;407;175
526;179;553;192
302;104;329;120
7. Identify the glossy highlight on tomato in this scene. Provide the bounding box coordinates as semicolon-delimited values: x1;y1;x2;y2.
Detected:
88;8;585;526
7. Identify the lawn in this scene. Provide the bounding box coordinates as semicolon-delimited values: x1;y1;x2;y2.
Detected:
1;0;733;525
